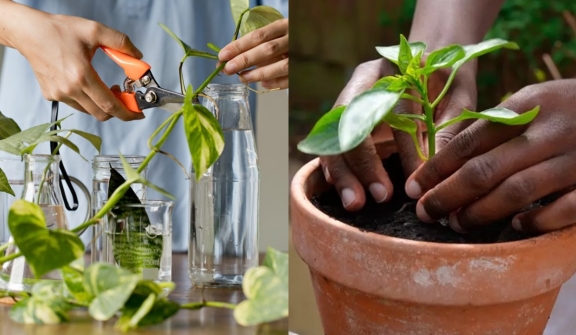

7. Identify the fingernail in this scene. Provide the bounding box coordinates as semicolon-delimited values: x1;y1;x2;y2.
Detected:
241;72;253;81
449;213;466;233
262;80;271;88
406;180;422;199
341;188;356;208
416;201;433;223
512;217;523;231
368;183;387;203
219;49;232;61
224;62;237;74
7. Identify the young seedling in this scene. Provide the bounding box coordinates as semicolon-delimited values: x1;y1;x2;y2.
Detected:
298;35;540;160
0;0;287;331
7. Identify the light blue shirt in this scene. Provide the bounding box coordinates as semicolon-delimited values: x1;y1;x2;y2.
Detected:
0;0;288;251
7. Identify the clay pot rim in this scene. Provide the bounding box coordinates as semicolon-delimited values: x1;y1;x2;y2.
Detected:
292;157;575;252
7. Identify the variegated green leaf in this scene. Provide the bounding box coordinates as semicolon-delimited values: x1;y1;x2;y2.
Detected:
9;281;72;325
230;0;250;25
240;6;284;37
234;248;288;326
182;85;225;180
8;200;84;278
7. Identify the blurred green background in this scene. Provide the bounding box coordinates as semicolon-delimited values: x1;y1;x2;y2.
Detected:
289;0;576;163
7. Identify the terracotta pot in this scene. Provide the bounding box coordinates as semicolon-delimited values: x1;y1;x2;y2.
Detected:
290;143;576;335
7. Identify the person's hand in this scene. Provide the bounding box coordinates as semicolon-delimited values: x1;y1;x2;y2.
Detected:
218;18;288;89
0;3;144;121
320;58;477;211
406;79;576;234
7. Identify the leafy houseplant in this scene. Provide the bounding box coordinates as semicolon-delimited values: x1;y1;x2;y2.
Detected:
0;0;287;331
290;36;576;334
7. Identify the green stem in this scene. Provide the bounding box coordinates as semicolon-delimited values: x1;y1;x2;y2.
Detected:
435;116;464;132
0;251;21;264
431;68;458;109
401;93;425;105
194;63;226;96
397;113;426;121
232;9;250;41
179;61;186;95
181;301;236;310
423;103;435;158
0;241;12;254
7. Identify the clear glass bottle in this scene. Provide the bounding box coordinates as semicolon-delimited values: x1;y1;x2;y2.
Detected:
1;154;91;292
189;83;260;288
91;155;147;264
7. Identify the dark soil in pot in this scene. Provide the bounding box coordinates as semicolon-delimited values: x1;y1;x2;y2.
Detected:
312;154;548;244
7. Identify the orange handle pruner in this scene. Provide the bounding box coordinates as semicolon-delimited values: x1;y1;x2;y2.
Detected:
100;47;152;113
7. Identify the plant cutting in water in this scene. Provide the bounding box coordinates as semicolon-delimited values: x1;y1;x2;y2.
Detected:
298;35;540;159
0;0;287;331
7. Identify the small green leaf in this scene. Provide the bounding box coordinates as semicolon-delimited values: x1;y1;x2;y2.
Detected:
0;167;15;196
398;35;412;74
84;263;140;321
406;50;423;76
422;44;465;74
234;248;288;326
61;263;93;306
230;0;250;25
117;296;180;331
116;293;156;332
453;39;519;69
376;41;426;65
437;106;540;131
339;89;403;152
240;6;284;37
296;106;345;155
0;115;71;155
382;113;426;160
182;85;225;180
207;43;221;53
8;200;84;278
0;110;21;140
9;281;72;325
159;23;218;60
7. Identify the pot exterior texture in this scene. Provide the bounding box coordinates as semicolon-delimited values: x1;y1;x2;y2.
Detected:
291;158;576;335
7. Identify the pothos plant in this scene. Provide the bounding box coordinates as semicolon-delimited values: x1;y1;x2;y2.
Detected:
298;35;540;160
0;0;287;332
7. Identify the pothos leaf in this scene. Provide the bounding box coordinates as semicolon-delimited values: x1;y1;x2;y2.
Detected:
182;85;225;180
8;200;84;278
9;281;72;325
230;0;250;25
116;293;156;332
158;23;218;60
0;167;15;196
240;6;284;37
234;248;288;326
61;263;93;306
376;41;426;65
339;89;403;152
0;110;21;140
117;296;180;332
296;106;345;155
84;263;140;321
107;161;165;277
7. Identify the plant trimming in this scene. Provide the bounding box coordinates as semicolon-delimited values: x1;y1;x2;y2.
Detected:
298;35;540;159
0;0;286;331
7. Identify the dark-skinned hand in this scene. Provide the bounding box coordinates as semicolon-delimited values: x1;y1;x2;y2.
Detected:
320;58;477;211
406;79;576;234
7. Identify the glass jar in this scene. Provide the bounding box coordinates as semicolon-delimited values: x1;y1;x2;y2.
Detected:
1;154;91;292
189;83;260;288
91;155;147;263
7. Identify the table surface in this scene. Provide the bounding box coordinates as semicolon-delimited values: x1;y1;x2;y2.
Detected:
0;253;288;335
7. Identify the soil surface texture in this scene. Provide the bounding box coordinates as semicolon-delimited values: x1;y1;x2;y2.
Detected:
312;154;547;244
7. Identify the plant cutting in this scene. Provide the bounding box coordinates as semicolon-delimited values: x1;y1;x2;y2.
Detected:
0;0;287;331
291;35;576;334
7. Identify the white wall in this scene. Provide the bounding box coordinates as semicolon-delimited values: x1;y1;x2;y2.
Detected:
0;45;288;252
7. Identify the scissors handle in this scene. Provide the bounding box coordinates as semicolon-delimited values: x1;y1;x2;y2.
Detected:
100;47;150;113
101;47;150;79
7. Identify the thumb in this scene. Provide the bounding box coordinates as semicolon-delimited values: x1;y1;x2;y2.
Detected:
96;24;143;59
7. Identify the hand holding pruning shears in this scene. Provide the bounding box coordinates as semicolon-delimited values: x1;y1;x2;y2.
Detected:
0;4;145;121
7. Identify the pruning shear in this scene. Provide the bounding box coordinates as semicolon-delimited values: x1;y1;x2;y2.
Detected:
100;47;191;114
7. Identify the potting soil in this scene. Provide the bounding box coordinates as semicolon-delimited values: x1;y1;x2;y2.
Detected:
312;154;545;244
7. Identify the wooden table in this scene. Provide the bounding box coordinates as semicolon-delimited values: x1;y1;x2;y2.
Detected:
0;253;288;335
